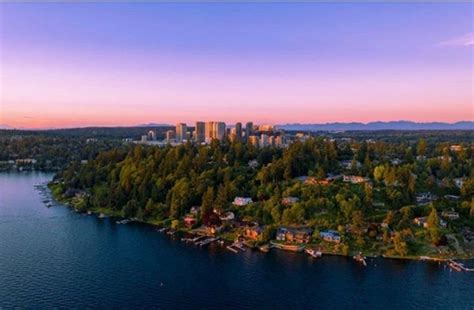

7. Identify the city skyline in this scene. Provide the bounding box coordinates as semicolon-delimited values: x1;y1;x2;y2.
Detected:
1;3;473;129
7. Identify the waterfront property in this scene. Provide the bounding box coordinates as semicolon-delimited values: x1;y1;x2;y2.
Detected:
243;225;264;241
320;230;342;243
276;227;313;243
183;215;197;227
2;172;474;309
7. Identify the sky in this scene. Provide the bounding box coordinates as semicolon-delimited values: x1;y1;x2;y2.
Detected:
0;3;473;128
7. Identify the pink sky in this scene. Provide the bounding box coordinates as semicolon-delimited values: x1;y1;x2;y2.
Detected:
1;3;473;128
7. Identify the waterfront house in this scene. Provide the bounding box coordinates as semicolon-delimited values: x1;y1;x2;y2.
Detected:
205;225;224;236
183;215;197;227
277;227;313;243
320;230;341;243
233;197;253;206
244;226;264;241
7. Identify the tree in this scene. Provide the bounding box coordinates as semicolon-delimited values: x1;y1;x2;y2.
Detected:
201;187;215;224
427;206;441;245
417;139;426;157
363;183;373;207
169;178;192;218
393;231;408;256
373;165;385;183
122;199;138;218
171;219;180;230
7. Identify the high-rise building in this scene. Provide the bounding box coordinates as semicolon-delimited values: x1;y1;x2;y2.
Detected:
204;121;226;141
205;121;215;142
235;122;242;140
259;124;274;133
147;130;157;141
176;123;187;142
229;128;237;142
260;134;270;147
214;122;226;141
166;130;175;142
195;121;205;143
245;122;253;140
248;135;259;147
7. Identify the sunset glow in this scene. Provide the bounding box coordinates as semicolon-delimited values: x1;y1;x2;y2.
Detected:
1;3;472;128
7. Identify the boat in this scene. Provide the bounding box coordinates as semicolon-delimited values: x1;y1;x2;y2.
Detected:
448;260;473;272
157;227;168;233
259;244;270;253
271;241;305;252
87;211;93;215
46;203;52;208
305;248;322;258
98;213;107;218
353;252;367;266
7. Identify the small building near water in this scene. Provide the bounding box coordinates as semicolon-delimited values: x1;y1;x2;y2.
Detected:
183;215;197;227
244;226;264;241
276;227;313;243
320;230;341;243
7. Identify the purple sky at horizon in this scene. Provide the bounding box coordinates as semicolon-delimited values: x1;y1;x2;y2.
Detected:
0;3;473;128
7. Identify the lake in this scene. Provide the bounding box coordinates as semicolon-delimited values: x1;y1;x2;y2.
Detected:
0;172;473;309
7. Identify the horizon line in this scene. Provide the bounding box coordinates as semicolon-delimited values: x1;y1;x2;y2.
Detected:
1;120;473;131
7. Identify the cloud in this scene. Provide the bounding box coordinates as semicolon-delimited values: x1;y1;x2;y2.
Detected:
438;32;474;47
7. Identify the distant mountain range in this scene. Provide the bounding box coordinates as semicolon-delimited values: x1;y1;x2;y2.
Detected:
278;121;474;131
2;121;473;131
137;123;173;127
0;124;13;129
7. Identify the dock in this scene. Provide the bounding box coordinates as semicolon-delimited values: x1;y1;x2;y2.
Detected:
226;245;239;253
448;260;474;272
197;237;218;247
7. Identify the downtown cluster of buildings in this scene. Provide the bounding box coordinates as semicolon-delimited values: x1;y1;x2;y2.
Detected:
141;121;288;148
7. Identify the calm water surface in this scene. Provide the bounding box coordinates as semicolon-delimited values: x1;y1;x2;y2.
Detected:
0;172;473;309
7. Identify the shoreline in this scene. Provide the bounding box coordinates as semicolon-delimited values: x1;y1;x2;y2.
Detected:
47;186;474;263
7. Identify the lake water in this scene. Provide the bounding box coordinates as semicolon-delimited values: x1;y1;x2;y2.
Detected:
0;172;473;309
